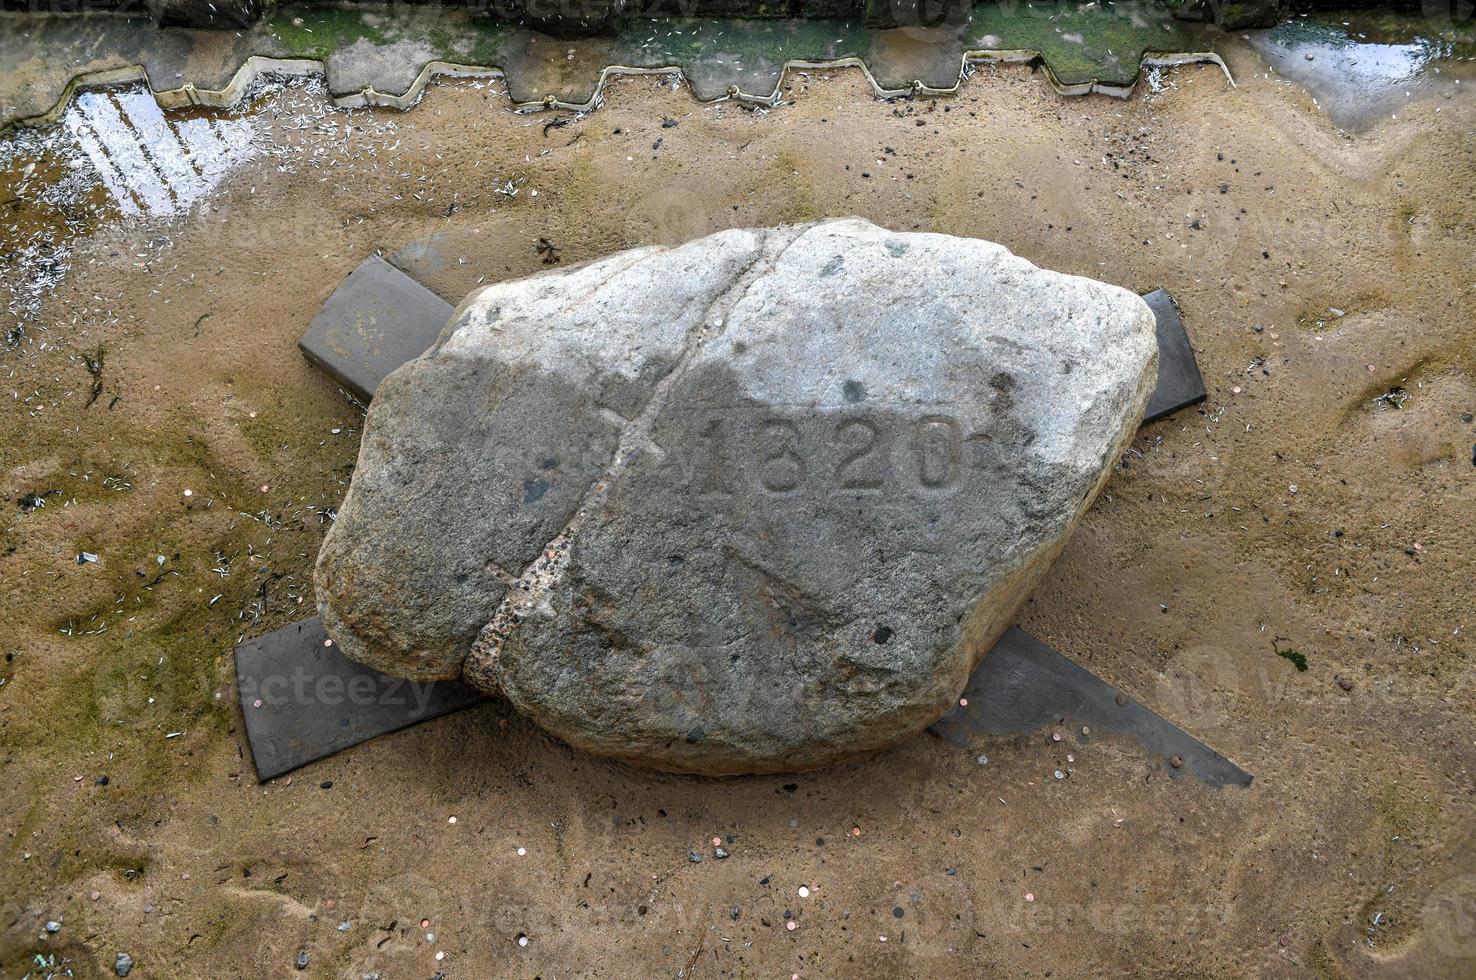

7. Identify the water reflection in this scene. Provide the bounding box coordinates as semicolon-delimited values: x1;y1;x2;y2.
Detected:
61;89;258;218
1;85;266;335
1250;17;1476;129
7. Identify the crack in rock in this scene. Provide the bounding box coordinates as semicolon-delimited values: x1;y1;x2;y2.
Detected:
461;235;796;694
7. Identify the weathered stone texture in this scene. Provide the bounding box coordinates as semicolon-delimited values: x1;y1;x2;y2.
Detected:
317;218;1158;772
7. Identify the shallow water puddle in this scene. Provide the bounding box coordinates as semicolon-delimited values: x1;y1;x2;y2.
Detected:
3;83;279;339
61;89;259;218
1249;13;1476;129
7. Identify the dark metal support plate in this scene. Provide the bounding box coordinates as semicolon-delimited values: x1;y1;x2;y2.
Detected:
297;254;453;403
1141;288;1207;423
929;627;1251;788
235;617;484;781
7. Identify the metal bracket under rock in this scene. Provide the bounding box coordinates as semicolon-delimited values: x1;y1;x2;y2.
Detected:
929;627;1251;788
235;617;484;781
1141;288;1207;423
297;254;453;403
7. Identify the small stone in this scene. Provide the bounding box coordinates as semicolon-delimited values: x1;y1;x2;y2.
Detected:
114;953;134;977
295;950;309;970
688;851;703;863
714;847;729;859
45;920;60;933
1170;756;1184;769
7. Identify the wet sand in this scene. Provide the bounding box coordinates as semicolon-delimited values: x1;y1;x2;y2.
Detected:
1;36;1474;978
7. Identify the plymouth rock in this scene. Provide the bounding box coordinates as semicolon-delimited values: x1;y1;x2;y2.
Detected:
315;218;1158;773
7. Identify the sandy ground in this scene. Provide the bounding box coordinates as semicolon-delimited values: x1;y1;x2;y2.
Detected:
1;36;1474;979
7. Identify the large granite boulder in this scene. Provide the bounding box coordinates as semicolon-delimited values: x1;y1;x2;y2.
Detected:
316;219;1157;773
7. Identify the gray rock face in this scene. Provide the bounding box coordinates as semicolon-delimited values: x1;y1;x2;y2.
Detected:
316;219;1157;773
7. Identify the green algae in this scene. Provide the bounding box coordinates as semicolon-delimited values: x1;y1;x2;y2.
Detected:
2;413;329;817
268;5;398;60
1276;647;1308;671
268;3;520;66
965;1;1199;86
